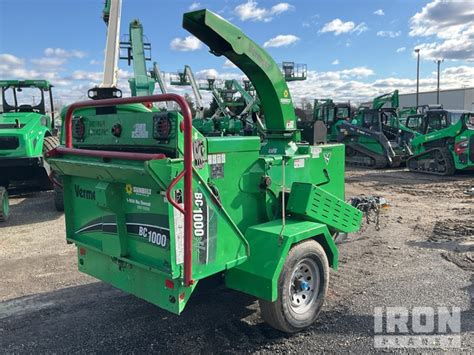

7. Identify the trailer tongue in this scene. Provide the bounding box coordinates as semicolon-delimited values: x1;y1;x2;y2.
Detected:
47;9;362;333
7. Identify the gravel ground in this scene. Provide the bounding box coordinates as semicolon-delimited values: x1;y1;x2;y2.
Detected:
0;168;472;353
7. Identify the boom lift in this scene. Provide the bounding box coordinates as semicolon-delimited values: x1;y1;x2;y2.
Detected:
90;0;123;100
192;79;249;136
119;18;171;109
47;9;362;333
119;19;155;96
281;62;307;81
407;109;474;175
170;65;205;118
207;79;261;136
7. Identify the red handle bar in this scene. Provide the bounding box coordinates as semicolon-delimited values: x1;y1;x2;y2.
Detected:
61;94;194;286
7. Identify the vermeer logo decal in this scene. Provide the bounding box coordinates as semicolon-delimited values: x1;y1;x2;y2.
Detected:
324;152;331;165
74;185;96;200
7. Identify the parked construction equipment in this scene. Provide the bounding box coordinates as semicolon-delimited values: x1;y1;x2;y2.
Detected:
170;65;206;119
193;78;261;136
0;80;59;219
47;9;362;333
281;62;307;82
337;90;413;168
120;19;168;99
298;99;352;144
407;109;474;175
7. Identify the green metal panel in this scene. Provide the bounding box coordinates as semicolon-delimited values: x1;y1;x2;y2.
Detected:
0;112;51;159
225;218;338;301
206;136;260;153
287;182;362;233
77;247;196;314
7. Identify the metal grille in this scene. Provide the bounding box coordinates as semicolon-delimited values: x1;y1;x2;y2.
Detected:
0;123;25;129
0;136;19;150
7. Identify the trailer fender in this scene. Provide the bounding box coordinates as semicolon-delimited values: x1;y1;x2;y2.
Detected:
225;218;338;302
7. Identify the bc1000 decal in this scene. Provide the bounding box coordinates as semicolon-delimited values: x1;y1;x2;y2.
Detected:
138;225;167;248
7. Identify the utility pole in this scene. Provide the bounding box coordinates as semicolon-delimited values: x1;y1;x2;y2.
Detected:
435;59;444;104
414;48;420;107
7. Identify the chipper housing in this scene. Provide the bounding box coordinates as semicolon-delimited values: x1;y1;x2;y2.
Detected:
47;10;362;330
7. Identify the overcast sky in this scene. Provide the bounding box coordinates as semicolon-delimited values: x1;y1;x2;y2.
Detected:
0;0;473;106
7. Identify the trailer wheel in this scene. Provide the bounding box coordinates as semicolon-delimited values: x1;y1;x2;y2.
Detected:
259;239;329;333
0;187;9;222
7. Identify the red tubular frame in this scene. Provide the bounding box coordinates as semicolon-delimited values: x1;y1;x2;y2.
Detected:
61;94;194;286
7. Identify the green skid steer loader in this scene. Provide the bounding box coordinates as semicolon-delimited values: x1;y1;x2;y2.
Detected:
336;90;414;168
47;9;362;333
407;109;474;175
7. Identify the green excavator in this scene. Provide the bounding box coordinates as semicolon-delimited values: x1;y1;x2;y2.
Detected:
407;108;474;175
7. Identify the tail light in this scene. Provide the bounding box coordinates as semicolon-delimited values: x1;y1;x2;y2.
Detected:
72;117;85;141
454;140;468;155
165;279;174;289
153;115;172;140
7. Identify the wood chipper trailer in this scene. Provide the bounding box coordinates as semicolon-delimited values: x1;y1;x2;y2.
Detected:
47;9;362;333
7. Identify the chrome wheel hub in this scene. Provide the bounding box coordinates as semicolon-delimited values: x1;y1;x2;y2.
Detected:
289;257;319;314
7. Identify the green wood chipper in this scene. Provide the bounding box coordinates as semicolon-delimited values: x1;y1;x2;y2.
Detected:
47;9;362;333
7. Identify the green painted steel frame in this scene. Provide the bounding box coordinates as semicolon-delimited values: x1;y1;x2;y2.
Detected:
225;218;338;301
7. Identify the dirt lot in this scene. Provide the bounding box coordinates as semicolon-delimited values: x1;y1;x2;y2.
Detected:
0;168;472;353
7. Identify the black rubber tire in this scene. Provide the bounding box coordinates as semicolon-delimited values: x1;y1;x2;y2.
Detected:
259;240;329;333
40;136;60;190
42;135;60;153
0;186;9;222
54;185;64;212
